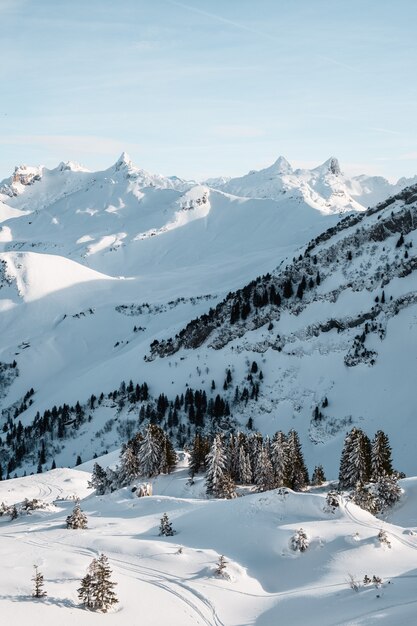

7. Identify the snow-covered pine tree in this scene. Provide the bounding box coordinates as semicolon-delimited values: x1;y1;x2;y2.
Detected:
339;428;371;490
159;512;175;536
248;433;263;478
88;462;108;495
255;443;275;492
375;472;402;510
118;441;140;486
311;465;326;486
290;528;309;552
139;424;162;477
215;554;228;577
205;434;236;498
352;481;378;513
189;434;210;478
78;572;94;609
286;430;309;491
32;565;47;598
66;502;88;529
237;444;252;484
271;431;289;488
371;430;393;481
90;554;118;612
159;434;177;475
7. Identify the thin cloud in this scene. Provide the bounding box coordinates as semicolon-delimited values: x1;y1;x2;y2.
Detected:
370;127;403;136
166;0;359;72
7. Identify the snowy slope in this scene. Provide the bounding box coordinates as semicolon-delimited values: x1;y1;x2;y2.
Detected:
1;463;417;625
0;153;416;482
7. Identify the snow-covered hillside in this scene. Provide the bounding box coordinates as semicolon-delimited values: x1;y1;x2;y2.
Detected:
0;153;416;482
1;461;417;625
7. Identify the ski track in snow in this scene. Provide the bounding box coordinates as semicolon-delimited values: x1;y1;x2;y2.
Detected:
5;521;224;626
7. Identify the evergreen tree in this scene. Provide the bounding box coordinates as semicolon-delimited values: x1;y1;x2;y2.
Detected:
283;278;293;299
118;442;140;486
311;465;326;486
290;528;309;552
139;425;162;477
159;512;175;536
339;428;371;490
375;473;402;510
205;434;236;499
32;565;47;598
371;430;393;480
159;434;177;475
237;444;252;484
271;431;288;487
255;444;275;492
88;463;108;495
78;554;118;613
286;430;309;491
66;502;88;529
215;554;228;577
78;572;94;609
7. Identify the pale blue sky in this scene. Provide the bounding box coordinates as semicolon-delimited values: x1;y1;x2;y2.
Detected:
1;0;417;181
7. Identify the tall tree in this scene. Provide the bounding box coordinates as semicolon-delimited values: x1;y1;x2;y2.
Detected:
371;430;393;480
286;430;309;491
205;434;235;499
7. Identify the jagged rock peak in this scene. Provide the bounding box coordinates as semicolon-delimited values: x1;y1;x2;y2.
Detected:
114;151;134;171
324;157;341;176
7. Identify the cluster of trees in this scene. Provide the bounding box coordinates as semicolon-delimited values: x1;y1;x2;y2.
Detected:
188;429;316;499
0;380;151;478
33;554;118;613
89;424;177;495
1;360;261;478
339;428;402;513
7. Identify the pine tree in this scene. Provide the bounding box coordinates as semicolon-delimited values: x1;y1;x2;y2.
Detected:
311;465;326;486
237;444;252;484
286;430;309;491
271;431;288;487
32;565;47;598
339;428;371;490
290;528;309;552
283;278;293;299
88;463;108;495
139;425;162;477
66;502;88;529
255;444;275;492
79;554;118;613
205;434;235;499
78;572;94;609
375;473;401;510
371;430;393;480
159;512;175;536
215;554;228;577
118;442;140;486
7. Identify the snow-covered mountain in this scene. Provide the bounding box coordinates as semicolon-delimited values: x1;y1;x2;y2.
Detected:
0;152;416;480
2;153;417;625
206;156;417;213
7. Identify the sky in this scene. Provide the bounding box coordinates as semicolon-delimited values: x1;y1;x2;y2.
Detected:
0;0;417;182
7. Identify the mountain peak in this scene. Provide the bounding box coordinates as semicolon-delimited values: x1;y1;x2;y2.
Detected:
270;155;293;174
320;157;341;176
114;152;133;171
